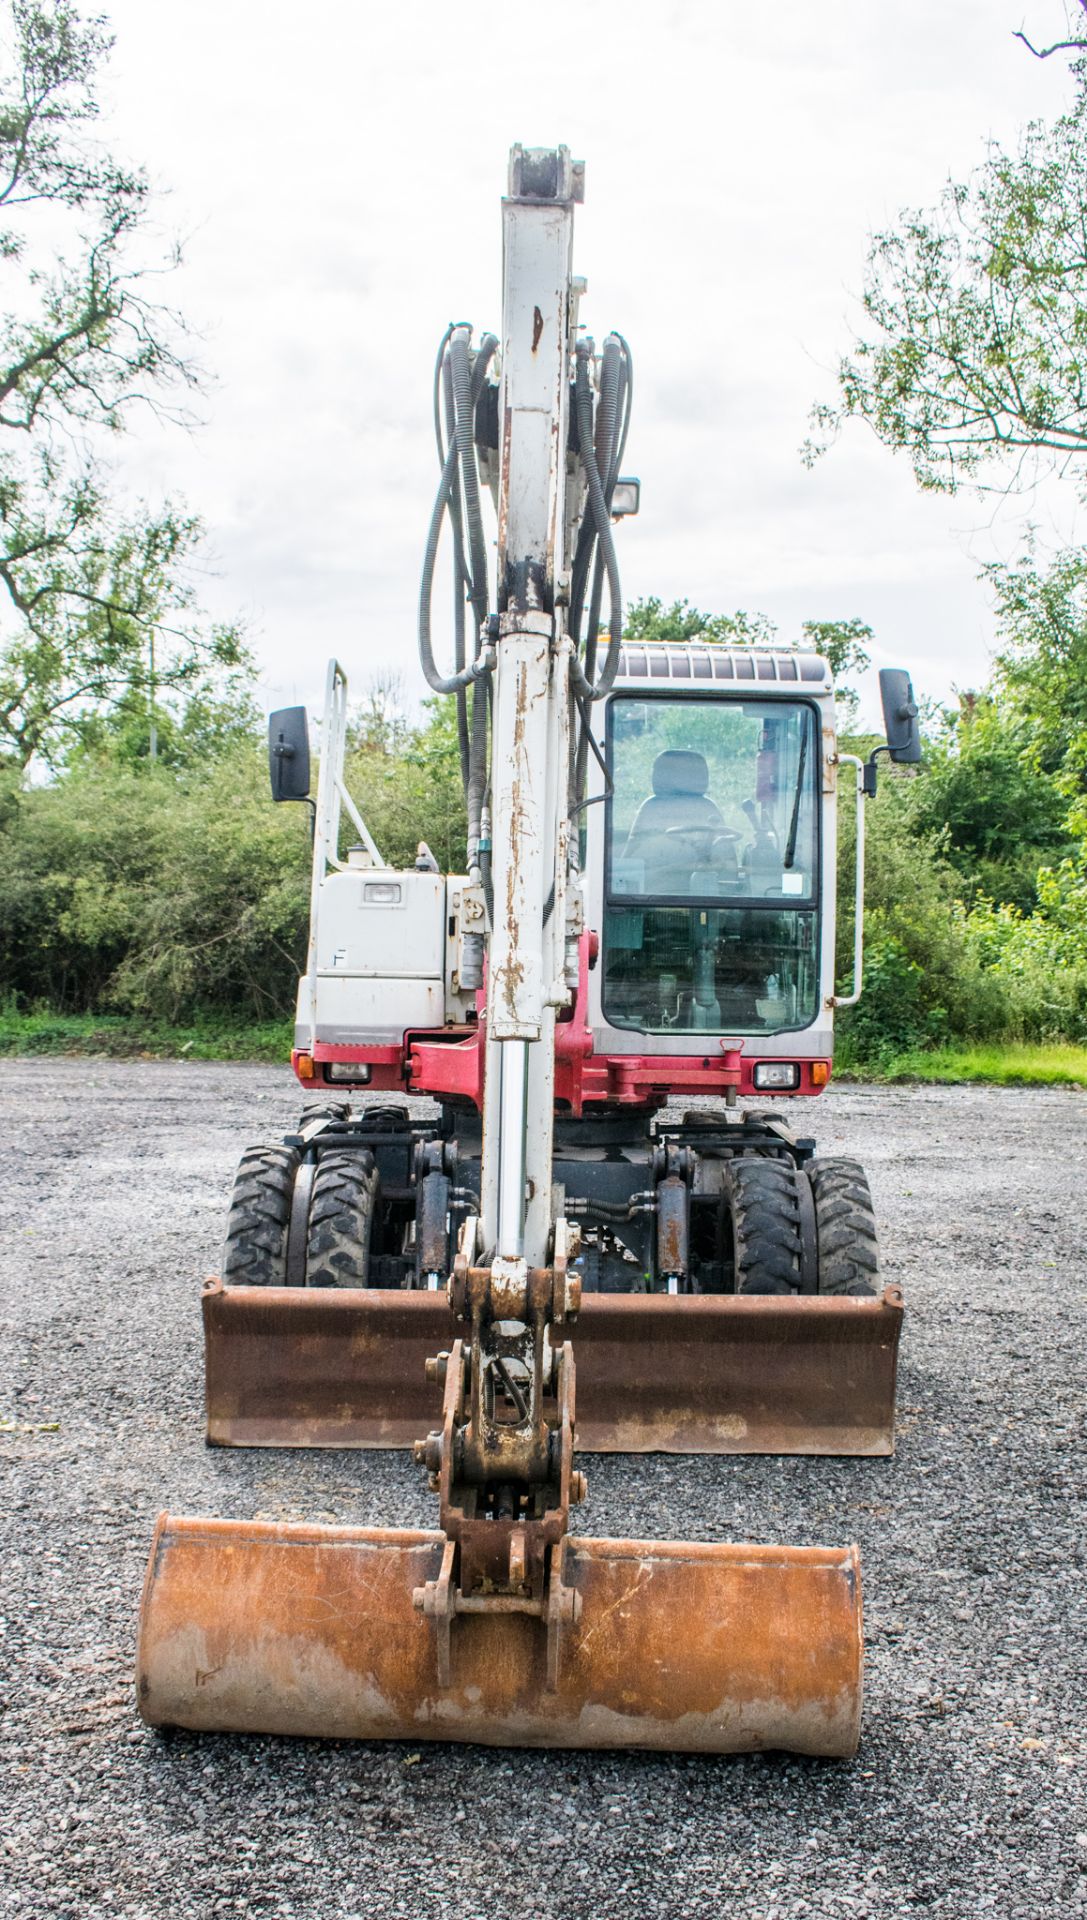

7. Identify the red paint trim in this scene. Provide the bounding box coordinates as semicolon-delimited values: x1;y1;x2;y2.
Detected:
291;935;832;1110
407;1027;483;1102
292;1044;404;1091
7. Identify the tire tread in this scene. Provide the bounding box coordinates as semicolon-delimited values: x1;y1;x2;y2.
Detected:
807;1156;879;1297
221;1144;300;1287
723;1157;804;1295
305;1149;378;1288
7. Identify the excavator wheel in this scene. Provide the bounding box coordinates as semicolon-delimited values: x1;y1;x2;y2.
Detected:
221;1144;301;1287
808;1157;879;1297
305;1149;378;1287
720;1157;803;1296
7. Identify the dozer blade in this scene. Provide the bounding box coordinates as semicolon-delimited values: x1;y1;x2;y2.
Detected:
203;1280;903;1457
137;1514;863;1756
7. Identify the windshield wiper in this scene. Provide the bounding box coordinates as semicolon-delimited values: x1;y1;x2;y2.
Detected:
783;722;809;870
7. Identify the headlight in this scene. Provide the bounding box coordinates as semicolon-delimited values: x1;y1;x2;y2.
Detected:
752;1062;800;1090
324;1062;372;1084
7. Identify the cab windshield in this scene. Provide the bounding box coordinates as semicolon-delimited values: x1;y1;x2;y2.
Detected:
604;695;820;1034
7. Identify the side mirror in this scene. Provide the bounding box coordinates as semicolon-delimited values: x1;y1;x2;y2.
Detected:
862;669;922;796
878;668;921;765
268;706;311;802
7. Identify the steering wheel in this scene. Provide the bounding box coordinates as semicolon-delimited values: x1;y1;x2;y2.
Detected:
663;824;740;839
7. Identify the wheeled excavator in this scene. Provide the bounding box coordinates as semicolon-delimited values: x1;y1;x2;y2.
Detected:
137;146;920;1755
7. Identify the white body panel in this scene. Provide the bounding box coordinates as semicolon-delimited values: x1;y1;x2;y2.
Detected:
301;867;445;1046
302;974;445;1048
316;869;445;979
296;864;470;1048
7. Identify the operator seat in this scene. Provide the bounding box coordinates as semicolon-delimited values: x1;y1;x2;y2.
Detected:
623;749;737;894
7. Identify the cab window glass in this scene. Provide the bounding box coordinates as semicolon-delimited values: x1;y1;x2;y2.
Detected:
603;698;820;1035
608;699;817;903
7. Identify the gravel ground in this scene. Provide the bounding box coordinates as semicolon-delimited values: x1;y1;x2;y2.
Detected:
1;1058;1085;1920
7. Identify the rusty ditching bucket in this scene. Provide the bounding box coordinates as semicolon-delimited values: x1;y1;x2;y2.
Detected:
137;1514;863;1756
202;1280;903;1458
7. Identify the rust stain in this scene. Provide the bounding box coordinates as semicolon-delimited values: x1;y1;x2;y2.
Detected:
823;720;838;793
497;408;513;553
500;660;532;1025
137;1517;863;1754
658;1210;685;1277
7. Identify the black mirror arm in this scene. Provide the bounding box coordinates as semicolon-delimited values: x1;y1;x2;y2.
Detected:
862;745;890;798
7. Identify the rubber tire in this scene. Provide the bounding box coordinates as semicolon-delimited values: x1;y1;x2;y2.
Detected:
721;1157;804;1296
807;1157;879;1297
305;1149;378;1288
221;1144;301;1287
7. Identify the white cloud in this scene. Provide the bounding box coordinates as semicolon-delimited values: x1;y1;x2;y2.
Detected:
98;0;1076;718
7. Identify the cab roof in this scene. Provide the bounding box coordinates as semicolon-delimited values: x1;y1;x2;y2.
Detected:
614;644;831;690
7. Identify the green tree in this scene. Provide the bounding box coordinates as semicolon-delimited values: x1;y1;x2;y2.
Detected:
0;2;242;769
806;80;1087;495
1014;2;1087;63
344;692;467;873
807;37;1087;1032
0;741;309;1017
799;618;871;690
901;691;1072;911
984;543;1087;796
624;598;872;714
624;597;776;647
65;669;260;771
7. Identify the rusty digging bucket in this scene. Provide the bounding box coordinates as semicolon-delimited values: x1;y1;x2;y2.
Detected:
137;1515;863;1755
201;1280;904;1457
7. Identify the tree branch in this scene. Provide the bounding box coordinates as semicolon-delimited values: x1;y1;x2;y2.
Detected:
1013;30;1087;57
1014;1;1087;58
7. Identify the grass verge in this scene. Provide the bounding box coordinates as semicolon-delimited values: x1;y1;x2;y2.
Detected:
0;1008;292;1063
2;1013;1085;1086
835;1041;1087;1087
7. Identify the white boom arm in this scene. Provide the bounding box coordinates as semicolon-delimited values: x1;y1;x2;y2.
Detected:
480;146;582;1272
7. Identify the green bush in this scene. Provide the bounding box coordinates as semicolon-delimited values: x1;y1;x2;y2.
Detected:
0;746;311;1020
0;692;469;1024
900;698;1072;913
343;697;467;873
834;759;1007;1062
2;661;1085;1063
961;864;1087;1043
837;937;943;1064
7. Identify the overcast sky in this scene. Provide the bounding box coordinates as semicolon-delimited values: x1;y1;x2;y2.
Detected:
95;0;1082;726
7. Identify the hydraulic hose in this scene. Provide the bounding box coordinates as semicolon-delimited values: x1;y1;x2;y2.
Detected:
465;674;489;873
418;315;633;878
570;344;624;700
579;335;622;691
572;341;622;672
438;337;471;787
570;335;634;804
449;327;491;643
418;328;498;701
